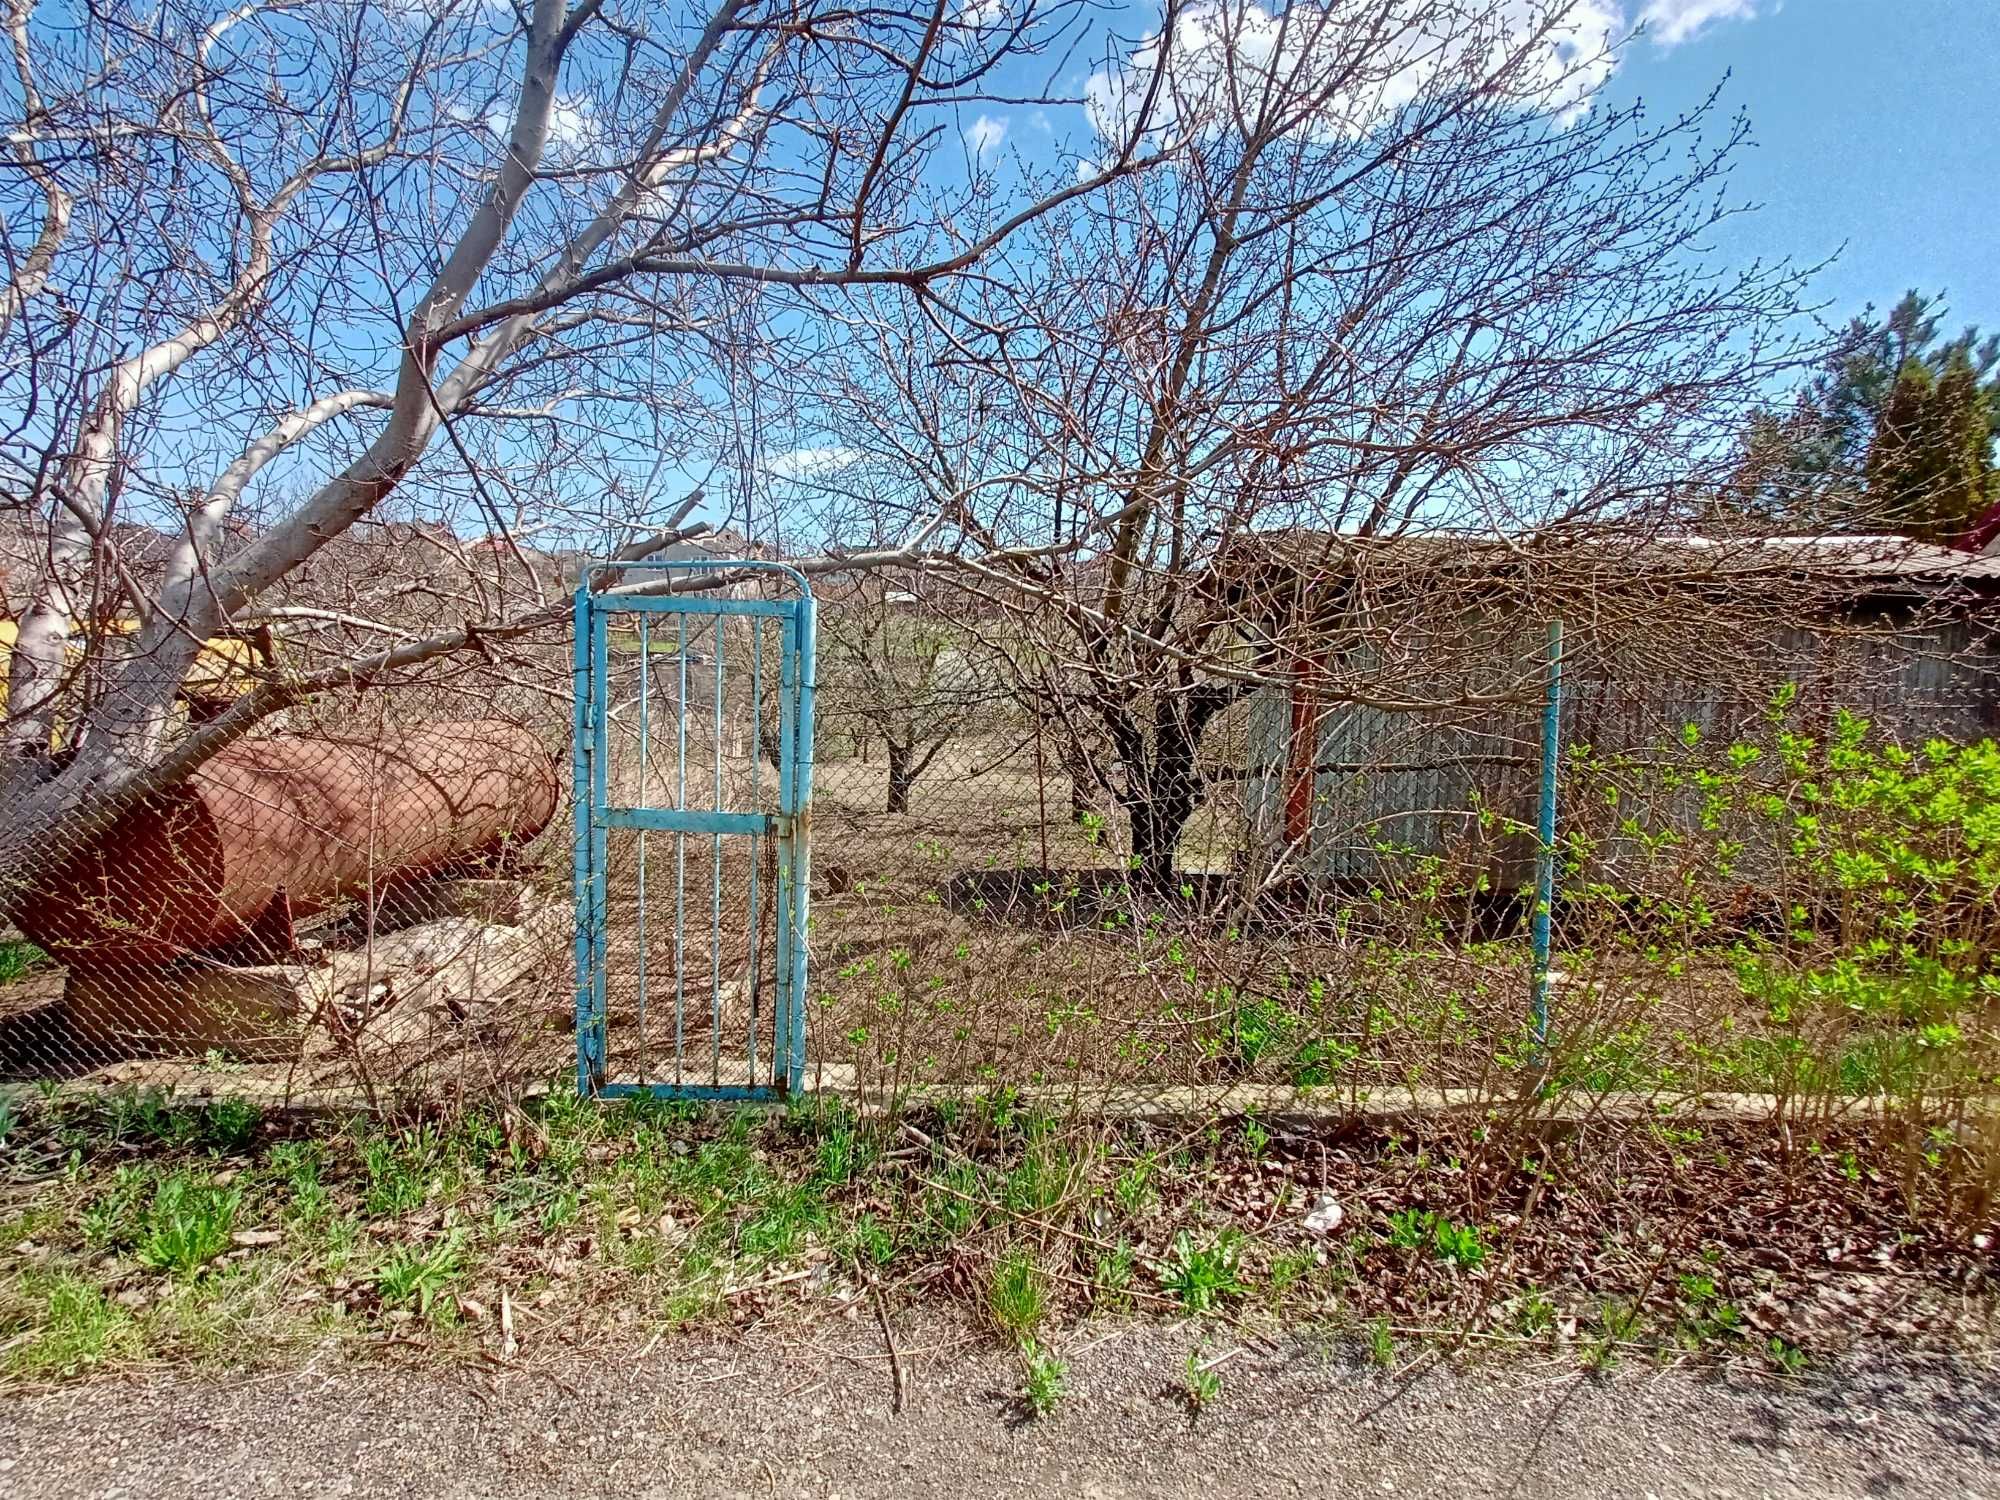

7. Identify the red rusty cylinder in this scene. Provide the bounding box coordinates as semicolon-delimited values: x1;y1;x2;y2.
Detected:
13;720;561;966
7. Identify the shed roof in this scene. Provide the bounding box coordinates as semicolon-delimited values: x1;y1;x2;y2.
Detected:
1215;529;2000;591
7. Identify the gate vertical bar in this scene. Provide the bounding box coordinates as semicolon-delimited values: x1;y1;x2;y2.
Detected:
636;614;650;1085
747;616;763;1083
785;592;816;1089
571;586;596;1096
775;611;798;1090
675;612;687;1083
588;602;612;1089
711;621;724;1084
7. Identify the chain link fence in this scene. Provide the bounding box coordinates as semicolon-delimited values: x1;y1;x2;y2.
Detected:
5;539;2000;1139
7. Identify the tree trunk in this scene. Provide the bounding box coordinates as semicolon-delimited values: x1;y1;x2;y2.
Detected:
1108;681;1237;897
886;739;913;814
1122;725;1205;896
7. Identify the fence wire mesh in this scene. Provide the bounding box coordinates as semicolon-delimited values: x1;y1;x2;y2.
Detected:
3;538;2000;1136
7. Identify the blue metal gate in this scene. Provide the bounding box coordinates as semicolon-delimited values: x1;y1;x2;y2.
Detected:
572;559;815;1099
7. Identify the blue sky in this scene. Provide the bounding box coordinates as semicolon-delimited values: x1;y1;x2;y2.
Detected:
946;0;1998;346
1604;0;2000;338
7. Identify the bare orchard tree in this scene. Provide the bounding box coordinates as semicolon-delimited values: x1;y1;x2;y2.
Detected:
815;575;1010;813
793;0;1820;890
0;0;1167;893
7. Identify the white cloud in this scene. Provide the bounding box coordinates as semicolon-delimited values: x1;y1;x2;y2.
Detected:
765;446;861;481
956;0;1007;25
468;92;598;156
965;113;1009;159
544;95;598;150
1085;1;1626;144
1638;0;1757;48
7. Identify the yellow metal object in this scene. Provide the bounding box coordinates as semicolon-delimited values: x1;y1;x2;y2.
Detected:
0;617;274;711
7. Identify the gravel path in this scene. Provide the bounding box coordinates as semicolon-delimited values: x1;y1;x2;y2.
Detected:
2;1320;1996;1498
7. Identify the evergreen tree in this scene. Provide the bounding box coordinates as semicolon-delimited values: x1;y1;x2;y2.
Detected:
1729;292;2000;541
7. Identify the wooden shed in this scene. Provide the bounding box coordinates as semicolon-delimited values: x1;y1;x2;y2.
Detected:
1232;532;2000;890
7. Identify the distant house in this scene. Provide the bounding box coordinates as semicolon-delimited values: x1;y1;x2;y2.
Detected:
1225;532;2000;889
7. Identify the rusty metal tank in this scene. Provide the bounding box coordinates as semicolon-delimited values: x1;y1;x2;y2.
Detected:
12;720;562;966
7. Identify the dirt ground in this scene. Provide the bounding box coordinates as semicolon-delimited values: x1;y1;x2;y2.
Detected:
3;1317;1996;1499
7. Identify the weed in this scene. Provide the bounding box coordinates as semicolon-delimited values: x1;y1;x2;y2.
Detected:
1159;1230;1249;1313
137;1174;242;1278
268;1141;330;1225
1764;1336;1808;1376
1091;1240;1135;1309
80;1164;155;1250
0;937;48;984
1514;1289;1557;1336
989;1246;1047;1343
198;1098;263;1154
540;1187;581;1235
1384;1209;1485;1269
1020;1340;1068;1418
1240;1113;1271;1159
4;1274;141;1378
1183;1349;1223;1411
1113;1155;1157;1218
1227;995;1294;1069
1366;1317;1395;1367
1266;1248;1318;1298
1430;1219;1486;1271
362;1133;433;1217
1583;1296;1642;1368
1385;1208;1432;1250
374;1231;468;1317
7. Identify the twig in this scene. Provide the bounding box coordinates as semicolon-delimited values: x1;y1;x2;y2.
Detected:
1191;1344;1247;1375
725;1266;818;1299
870;1282;908;1414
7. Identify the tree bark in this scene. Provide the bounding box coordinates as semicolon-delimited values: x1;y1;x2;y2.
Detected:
1114;681;1240;896
885;738;912;814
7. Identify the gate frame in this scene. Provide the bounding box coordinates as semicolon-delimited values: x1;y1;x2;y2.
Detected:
571;558;816;1101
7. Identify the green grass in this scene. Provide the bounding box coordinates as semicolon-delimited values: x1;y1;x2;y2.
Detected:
1366;1317;1395;1367
0;1080;1983;1389
3;1274;142;1379
989;1247;1047;1343
0;938;48;985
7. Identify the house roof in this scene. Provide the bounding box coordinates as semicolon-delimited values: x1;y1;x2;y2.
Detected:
1214;529;2000;592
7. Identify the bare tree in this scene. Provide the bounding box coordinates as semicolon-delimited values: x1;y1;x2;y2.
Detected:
789;0;1820;890
816;577;1009;813
0;0;1167;894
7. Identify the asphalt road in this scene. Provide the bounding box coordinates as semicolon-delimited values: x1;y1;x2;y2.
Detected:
3;1319;1995;1498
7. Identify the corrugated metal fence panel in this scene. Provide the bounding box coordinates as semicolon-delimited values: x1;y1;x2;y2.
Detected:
1245;611;2000;896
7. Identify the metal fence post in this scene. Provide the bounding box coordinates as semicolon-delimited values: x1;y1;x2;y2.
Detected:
1530;617;1564;1063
